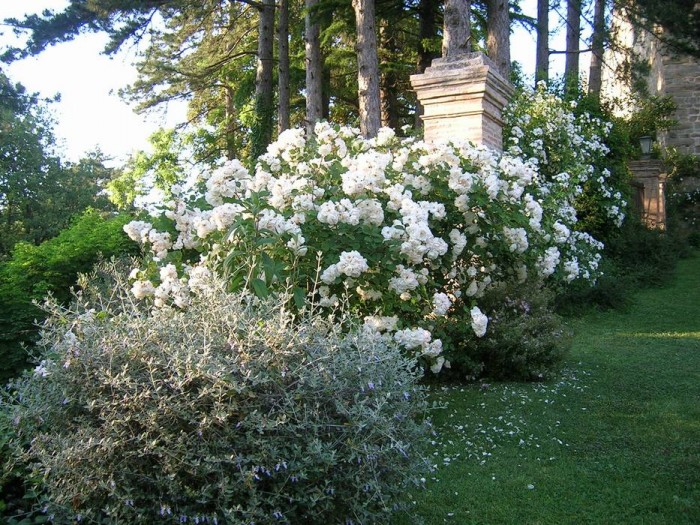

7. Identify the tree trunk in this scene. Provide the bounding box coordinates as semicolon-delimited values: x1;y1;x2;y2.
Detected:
486;0;510;78
442;0;471;58
588;0;606;97
322;63;331;120
225;85;237;160
535;0;549;84
565;0;581;90
305;0;323;136
252;0;275;158
352;0;381;138
415;0;439;129
278;0;290;133
380;20;399;130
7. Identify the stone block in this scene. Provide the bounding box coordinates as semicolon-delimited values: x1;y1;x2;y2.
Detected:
410;52;514;151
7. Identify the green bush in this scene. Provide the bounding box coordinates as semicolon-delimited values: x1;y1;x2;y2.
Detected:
2;262;430;524
665;148;700;248
604;219;681;286
554;218;686;315
0;210;138;383
437;280;572;381
554;257;634;315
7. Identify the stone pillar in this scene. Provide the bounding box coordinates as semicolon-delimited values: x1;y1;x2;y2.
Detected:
628;160;668;230
410;52;514;151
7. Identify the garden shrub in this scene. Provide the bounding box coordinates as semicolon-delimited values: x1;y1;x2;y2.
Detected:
553;257;634;315
439;280;572;380
2;262;430;524
605;219;682;286
666;149;700;248
503;83;629;245
0;210;138;383
121;121;619;378
0;407;44;525
554;218;684;315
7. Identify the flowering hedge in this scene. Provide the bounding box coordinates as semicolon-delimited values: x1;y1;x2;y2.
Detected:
123;122;612;373
504;84;627;233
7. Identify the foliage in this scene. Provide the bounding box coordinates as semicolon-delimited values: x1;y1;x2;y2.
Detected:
2;262;431;524
554;218;684;315
665;149;700;247
623;95;677;150
107;129;193;210
0;210;138;384
616;0;700;57
443;279;572;381
503;83;629;244
121;122;618;378
0;72;115;256
666;147;700;181
4;1;535;163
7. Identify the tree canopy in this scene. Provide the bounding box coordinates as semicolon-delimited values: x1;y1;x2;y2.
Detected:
620;0;700;58
0;72;115;256
2;1;529;158
3;0;696;165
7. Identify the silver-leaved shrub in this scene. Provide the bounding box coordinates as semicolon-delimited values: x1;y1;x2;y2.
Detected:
2;262;430;524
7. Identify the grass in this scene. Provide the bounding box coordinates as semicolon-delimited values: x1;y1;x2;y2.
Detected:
393;252;700;524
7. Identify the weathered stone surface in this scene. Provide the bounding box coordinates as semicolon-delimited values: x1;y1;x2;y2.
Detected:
602;8;700;156
629;160;669;230
410;52;514;151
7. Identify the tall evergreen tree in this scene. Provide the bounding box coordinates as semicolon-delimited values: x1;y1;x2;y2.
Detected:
588;0;606;96
415;0;440;128
536;0;549;83
278;0;291;133
618;0;700;57
443;0;472;57
352;0;381;137
251;0;276;157
3;1;278;160
565;0;582;88
486;0;511;77
305;0;323;134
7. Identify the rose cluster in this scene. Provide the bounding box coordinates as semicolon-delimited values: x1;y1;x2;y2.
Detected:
504;83;627;230
124;122;611;372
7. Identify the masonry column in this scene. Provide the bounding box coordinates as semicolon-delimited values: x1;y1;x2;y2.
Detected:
628;160;669;230
410;52;514;151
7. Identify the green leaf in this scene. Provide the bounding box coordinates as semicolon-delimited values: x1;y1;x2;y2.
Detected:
293;287;306;309
261;252;275;283
223;249;247;271
251;278;269;298
255;237;277;247
228;273;245;292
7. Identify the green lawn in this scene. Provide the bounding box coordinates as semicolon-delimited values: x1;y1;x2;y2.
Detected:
393;253;700;524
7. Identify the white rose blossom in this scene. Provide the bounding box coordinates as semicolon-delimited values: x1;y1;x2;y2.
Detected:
470;306;489;338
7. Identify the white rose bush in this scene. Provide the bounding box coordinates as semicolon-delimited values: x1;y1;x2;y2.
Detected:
504;84;628;237
123;116;616;375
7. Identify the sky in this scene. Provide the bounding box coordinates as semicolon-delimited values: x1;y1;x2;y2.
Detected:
0;1;585;165
0;0;187;164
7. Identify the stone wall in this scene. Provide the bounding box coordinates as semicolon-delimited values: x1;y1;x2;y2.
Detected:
659;55;700;154
602;9;700;156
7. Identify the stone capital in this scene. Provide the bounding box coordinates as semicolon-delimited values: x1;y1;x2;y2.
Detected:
410;52;514;151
